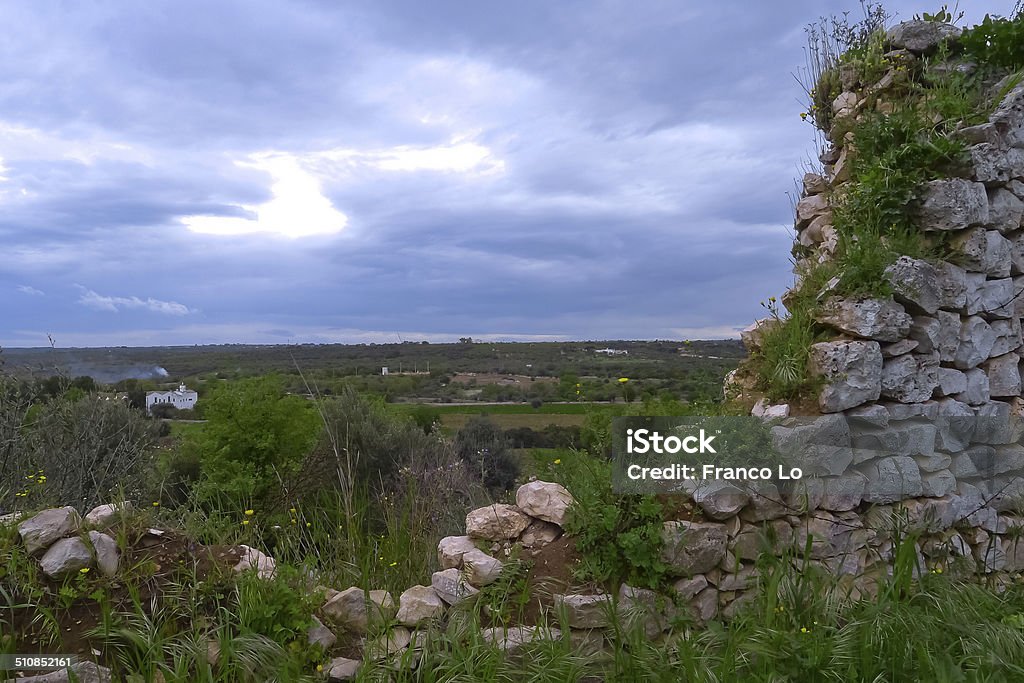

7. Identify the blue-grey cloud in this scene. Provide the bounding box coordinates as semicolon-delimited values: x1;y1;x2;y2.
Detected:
0;0;1012;347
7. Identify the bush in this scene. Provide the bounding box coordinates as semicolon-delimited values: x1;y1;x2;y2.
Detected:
961;13;1024;71
191;376;320;508
0;381;159;512
454;416;520;494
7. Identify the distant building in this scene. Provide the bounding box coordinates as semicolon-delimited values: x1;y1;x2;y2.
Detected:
595;348;629;356
382;367;389;376
146;383;197;414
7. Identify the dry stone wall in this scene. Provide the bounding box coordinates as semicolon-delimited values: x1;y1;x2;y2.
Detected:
734;19;1024;517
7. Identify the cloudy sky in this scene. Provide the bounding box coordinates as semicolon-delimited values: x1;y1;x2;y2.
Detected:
0;1;1009;348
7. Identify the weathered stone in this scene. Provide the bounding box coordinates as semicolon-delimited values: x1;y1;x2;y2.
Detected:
18;507;80;555
881;352;940;403
692;480;749;520
815;297;912;342
690;587;718;624
771;414;853;476
973;536;1007;572
974;400;1015;445
555;594;613;628
832;90;859;117
616;584;673;637
859;456;923;504
914;450;952;473
965;275;1014;318
233;545;276;580
367;626;412;661
437;535;478;569
921;470;958;498
846;404;890;428
986;353;1022;397
465;504;531;541
971;144;1024;185
462;548;504;587
990;79;1024;148
988;188;1024;233
431;568;480;606
808;340;883;412
796;193;830;226
40;537;94;579
792;512;868;558
322;587;394;633
799;214;832;247
915;179;989;232
935;398;977;450
991;318;1023;358
881;339;919;358
741;481;788;522
83;502;132;529
718;566;759;592
88;530;119;577
661;520;728;575
885;401;940;420
307;615;337;650
396;585;445;627
955;316;996;369
802;172;828;196
954;368;991;406
885;257;967;314
761;403;791;419
953;228;1012;276
821;472;868;511
326;657;361;680
935;367;968;396
519;519;562;548
515;481;573;526
731;519;794;561
482;626;561;654
887;20;961;54
851;422;936;461
673;575;709;601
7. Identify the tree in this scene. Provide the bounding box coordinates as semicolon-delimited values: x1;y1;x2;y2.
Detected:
194;376;320;506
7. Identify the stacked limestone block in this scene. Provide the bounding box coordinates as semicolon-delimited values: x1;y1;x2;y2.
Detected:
779;21;1024;418
730;20;1024;554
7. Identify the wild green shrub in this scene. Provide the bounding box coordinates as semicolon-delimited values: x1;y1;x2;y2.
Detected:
0;384;159;512
961;13;1024;72
188;375;320;510
538;449;667;590
454;416;520;494
831;109;964;297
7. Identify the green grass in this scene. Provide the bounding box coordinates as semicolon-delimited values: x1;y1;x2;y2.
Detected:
389;402;621;416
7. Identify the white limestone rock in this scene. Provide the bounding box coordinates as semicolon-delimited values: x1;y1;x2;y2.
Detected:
915;179;989;232
808;340;882;413
661;521;728;575
396;585;445;627
815;297;912;342
465;504;531;541
40;537;94;579
880;352;940;403
18;507;80;555
438;535;478;569
515;480;574;526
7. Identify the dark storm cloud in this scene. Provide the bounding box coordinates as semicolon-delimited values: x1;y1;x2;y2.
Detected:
0;0;1010;347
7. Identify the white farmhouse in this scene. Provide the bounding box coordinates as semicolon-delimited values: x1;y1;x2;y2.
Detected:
146;383;198;414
